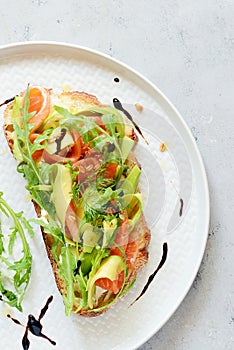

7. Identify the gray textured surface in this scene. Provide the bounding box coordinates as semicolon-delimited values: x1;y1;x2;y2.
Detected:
0;1;233;349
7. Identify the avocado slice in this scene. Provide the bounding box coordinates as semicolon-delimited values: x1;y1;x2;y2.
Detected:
81;223;101;253
51;164;72;228
102;218;118;248
121;136;135;163
120;164;141;195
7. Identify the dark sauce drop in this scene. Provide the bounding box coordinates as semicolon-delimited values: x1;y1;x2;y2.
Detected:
55;128;67;154
113;98;148;144
7;295;56;349
114;77;120;83
107;143;115;153
0;96;15;107
74;260;82;276
130;242;168;306
179;198;184;217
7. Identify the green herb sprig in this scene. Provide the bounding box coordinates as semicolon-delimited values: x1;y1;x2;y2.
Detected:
14;85;55;218
0;192;33;311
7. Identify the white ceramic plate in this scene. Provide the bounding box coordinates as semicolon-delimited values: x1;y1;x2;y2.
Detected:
0;42;209;350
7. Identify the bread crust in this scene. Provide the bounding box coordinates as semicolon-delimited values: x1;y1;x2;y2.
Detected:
3;90;151;316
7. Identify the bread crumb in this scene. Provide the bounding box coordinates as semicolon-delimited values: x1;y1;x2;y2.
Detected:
160;143;167;152
135;103;143;112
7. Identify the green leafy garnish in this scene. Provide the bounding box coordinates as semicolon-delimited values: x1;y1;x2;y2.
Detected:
0;192;33;311
13;87;56;218
59;245;76;316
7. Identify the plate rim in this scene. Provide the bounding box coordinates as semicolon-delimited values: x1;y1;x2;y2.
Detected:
0;40;210;349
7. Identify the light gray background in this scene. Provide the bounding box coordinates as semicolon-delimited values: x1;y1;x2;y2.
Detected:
0;1;233;349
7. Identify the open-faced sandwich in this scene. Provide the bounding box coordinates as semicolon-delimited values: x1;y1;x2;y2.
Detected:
3;85;150;316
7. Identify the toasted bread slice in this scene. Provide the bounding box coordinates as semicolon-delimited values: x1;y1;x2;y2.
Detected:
3;89;150;317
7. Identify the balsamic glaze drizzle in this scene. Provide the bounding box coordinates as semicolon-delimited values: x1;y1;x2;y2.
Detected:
7;295;56;350
7;315;22;326
113;98;148;144
107;143;115;153
39;295;53;321
55;128;67;154
0;96;15;107
73;260;82;276
130;242;168;306
22;329;30;350
179;198;184;217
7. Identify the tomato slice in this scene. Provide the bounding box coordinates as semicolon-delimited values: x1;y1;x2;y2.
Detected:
32;149;44;162
104;162;118;179
22;86;50;161
125;240;138;273
27;132;42;161
107;211;138;290
95;270;124;294
24;86;50;133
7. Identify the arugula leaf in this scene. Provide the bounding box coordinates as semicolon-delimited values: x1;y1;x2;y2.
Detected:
74;271;88;312
32;218;64;243
0;224;4;255
0;277;19;309
8;226;17;255
58;245;76;316
13;86;55;217
75;105;123;121
55;105;118;142
49;235;77;316
101;113;124;138
0;193;33;311
58;113;102;144
29;128;52;155
35;216;76;316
